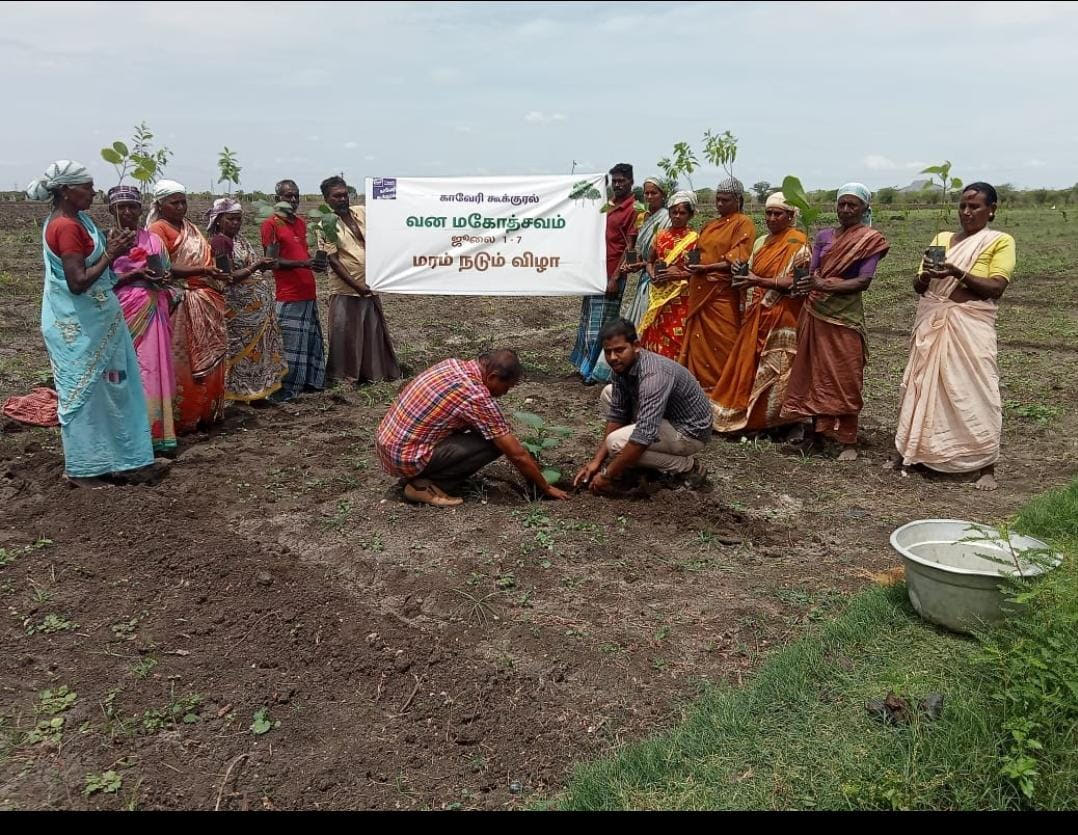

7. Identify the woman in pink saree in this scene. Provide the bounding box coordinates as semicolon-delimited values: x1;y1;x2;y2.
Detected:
108;185;177;453
890;183;1016;491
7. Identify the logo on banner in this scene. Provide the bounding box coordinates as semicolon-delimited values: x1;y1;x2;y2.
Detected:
372;178;397;200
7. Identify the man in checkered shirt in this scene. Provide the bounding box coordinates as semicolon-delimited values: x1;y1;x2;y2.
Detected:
574;318;712;495
377;349;570;507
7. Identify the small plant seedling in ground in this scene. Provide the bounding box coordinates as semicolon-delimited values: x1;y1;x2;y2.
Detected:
513;411;572;487
25;717;65;746
83;770;123;797
25;613;78;635
250;708;279;736
36;686;77;715
130;657;157;679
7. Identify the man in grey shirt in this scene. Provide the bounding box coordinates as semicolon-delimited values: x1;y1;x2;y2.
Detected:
574;318;712;495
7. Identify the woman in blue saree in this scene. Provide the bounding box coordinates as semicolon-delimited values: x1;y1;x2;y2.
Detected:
27;161;155;487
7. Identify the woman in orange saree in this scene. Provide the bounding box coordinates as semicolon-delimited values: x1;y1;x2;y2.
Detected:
679;178;756;390
711;192;809;433
638;191;698;359
147;181;229;434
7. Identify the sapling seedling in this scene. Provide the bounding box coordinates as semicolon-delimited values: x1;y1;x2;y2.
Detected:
919;160;964;266
217;147;241;195
513;410;572;487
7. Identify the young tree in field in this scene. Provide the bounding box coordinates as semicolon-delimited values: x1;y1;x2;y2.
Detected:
701;129;738;179
657;141;699;190
126;122;173;196
751;181;771;203
100;140;157;189
217;147;241;195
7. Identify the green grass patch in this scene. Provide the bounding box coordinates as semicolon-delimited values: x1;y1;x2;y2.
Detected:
554;479;1078;810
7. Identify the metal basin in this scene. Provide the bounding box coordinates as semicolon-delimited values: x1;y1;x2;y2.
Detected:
889;519;1060;635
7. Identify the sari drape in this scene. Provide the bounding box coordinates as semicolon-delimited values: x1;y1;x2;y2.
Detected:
639;227;699;360
711;229;808;432
41;212;154;476
779;225;889;443
678;213;756;389
215;233;287;401
113;229;177;451
893;229;1008;472
149;218;228;432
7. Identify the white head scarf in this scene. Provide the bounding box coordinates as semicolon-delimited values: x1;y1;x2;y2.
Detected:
837;182;873;226
153;179;186;201
667;190;698;211
25;160;92;201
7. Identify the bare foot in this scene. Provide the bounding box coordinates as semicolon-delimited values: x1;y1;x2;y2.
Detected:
837;446;859;462
974;472;998;491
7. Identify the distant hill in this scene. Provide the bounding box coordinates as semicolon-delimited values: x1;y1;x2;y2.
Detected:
897;178;943;195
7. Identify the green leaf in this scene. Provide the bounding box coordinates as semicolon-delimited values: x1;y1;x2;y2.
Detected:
513;411;544;429
132;167;155;183
522;441;543;456
112;141;129;156
541;468;562;486
83;770;123;797
950;177;963;190
920;165;946;176
101;148;123;164
540;437;561;450
250;708;273;735
550;425;573;437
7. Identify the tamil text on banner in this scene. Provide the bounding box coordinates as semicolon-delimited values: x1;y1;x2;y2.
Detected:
365;174;608;295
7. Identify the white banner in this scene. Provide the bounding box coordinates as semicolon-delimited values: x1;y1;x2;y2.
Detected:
364;174;608;295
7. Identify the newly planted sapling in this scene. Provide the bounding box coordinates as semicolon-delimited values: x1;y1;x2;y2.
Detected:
217;147;241;195
780;174;822;295
920;160;964;266
702;129;738;179
100;140;157;190
513;411;572;487
306;203;340;271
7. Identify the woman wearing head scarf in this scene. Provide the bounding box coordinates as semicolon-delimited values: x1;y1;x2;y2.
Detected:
620;177;672;328
147;180;230;433
26;161;154;486
207;198;288;403
779;183;889;460
108;186;177;453
679;178;756;390
710;192;809;432
890;183;1014;491
638;190;699;359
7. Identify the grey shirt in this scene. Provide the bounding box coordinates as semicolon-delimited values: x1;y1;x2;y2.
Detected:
607;350;713;446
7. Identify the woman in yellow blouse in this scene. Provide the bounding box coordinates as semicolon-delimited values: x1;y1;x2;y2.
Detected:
890;182;1015;490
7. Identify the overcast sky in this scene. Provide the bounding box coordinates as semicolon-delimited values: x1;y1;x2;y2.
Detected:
3;1;1076;194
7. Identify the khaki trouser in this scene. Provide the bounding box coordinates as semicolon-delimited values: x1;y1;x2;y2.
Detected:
600;385;705;475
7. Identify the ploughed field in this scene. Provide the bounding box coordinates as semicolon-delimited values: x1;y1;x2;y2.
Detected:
0;199;1076;809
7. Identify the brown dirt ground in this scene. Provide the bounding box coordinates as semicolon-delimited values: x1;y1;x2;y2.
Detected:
0;199;1076;810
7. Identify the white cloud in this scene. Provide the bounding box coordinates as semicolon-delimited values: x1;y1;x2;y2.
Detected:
364;155;376;161
863;154;898;170
1025;158;1048;168
524;111;568;125
344;141;358;149
863;154;929;171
